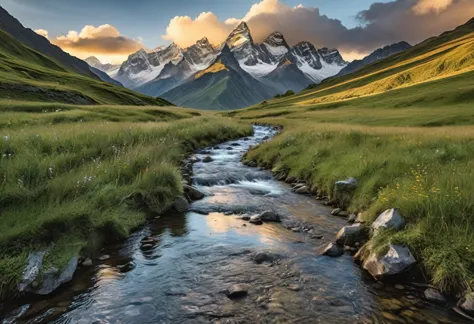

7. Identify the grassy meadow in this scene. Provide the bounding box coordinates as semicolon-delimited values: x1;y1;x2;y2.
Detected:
231;18;474;294
0;101;251;298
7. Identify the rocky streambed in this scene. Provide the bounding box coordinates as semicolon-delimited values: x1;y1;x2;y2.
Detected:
0;125;470;323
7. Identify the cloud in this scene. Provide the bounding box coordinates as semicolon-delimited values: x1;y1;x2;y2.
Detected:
413;0;454;14
163;12;235;48
162;0;474;60
52;24;143;64
34;29;49;39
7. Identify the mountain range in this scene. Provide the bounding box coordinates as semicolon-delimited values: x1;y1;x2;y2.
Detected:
90;22;352;110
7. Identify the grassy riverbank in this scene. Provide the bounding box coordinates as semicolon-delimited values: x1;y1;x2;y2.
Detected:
0;102;251;298
231;18;474;294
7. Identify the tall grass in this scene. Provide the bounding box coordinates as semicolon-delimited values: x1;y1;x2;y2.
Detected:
0;106;251;298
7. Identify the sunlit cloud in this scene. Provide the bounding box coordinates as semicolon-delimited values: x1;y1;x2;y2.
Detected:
52;24;143;64
34;28;49;39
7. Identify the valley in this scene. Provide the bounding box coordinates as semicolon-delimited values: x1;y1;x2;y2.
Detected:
1;2;474;323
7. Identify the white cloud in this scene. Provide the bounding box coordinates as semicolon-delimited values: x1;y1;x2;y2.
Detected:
34;29;49;39
413;0;454;14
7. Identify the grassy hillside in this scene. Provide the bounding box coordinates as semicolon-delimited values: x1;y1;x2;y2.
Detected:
0;103;251;298
0;30;172;106
231;18;474;294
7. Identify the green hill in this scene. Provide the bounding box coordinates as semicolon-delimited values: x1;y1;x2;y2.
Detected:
0;29;172;106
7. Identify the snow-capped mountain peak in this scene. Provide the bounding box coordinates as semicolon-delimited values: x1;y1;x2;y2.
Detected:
226;21;253;50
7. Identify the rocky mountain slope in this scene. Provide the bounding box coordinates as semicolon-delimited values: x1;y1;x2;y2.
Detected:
161;45;273;110
337;42;412;77
85;56;121;77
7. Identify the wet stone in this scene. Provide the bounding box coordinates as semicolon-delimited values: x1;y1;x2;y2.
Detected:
82;258;93;267
253;251;279;264
203;156;213;163
322;243;343;257
98;254;110;261
226;284;249;299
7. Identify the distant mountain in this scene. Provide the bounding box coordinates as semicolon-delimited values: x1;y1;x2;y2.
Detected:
260;59;313;94
0;6;115;85
115;44;183;88
337;42;412;77
136;37;218;97
161;45;273;110
85;56;121;77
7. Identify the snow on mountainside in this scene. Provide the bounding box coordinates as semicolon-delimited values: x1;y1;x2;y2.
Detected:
84;56;120;77
135;37;218;97
115;44;182;89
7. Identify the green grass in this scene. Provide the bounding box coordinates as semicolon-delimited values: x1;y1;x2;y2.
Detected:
230;17;474;294
0;104;251;298
0;30;172;106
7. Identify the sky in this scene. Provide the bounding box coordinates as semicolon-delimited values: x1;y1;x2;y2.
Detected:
1;0;473;64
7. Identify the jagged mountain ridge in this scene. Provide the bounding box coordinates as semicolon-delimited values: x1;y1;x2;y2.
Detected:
85;56;121;77
161;44;274;110
337;41;412;77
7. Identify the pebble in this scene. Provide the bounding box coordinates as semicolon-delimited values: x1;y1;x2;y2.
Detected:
82;258;93;267
98;254;110;261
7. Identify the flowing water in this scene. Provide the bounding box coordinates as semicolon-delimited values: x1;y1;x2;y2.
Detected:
1;126;469;323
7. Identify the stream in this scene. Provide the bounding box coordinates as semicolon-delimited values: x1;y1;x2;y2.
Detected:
1;125;469;323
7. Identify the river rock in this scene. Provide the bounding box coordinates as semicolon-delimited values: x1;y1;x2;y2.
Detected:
29;256;79;295
348;214;357;223
259;211;280;222
173;196;189;213
98;254;110;261
202;156;213;163
18;250;47;292
253;251;279;264
295;186;309;194
248;161;257;167
424;288;446;303
226;284;250;299
231;143;240;146
82;258;93;267
331;208;342;216
285;176;297;183
322;243;344;257
249;215;263;225
458;292;474;315
362;244;416;279
335;223;368;246
372;208;405;233
183;184;205;201
334;178;358;207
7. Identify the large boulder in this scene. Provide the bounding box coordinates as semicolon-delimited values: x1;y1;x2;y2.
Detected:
458;292;474;316
335;223;368;246
183;185;205;201
173;196;189;213
372;208;405;233
31;256;79;295
321;243;344;257
259;211;280;222
362;244;416;279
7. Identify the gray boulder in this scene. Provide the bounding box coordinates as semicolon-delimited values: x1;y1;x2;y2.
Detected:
424;288;446;303
173;196;189;213
331;208;342;216
259;211;280;222
183;184;205;201
202;156;213;163
31;256;79;295
335;223;368;246
372;208;406;233
334;178;358;207
18;250;47;292
322;243;344;257
458;292;474;315
362;244;416;279
295;186;310;194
